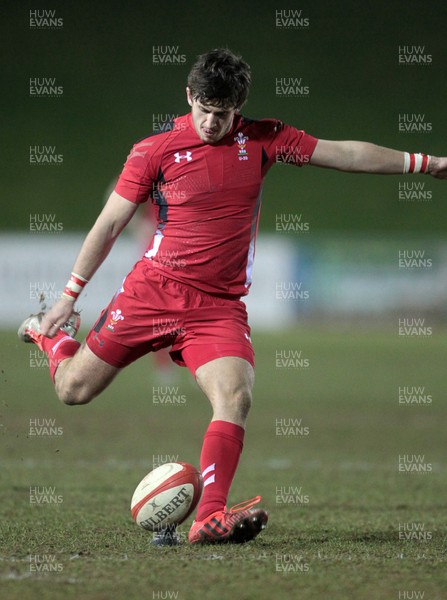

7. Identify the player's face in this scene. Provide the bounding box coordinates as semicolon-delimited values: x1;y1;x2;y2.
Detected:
186;87;236;144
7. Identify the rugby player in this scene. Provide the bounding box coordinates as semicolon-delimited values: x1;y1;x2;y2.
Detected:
18;48;447;545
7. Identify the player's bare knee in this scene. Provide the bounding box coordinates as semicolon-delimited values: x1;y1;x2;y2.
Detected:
60;389;93;406
223;385;252;420
234;387;252;418
55;377;93;406
201;372;253;420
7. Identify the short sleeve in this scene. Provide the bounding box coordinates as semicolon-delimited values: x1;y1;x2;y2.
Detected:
261;120;318;173
114;140;157;204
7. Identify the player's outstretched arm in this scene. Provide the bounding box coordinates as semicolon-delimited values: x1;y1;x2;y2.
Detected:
40;191;138;337
310;139;447;179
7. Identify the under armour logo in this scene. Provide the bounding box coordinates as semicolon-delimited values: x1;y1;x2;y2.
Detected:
174;151;192;163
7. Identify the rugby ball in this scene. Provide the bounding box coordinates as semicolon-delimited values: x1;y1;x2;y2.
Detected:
131;462;203;531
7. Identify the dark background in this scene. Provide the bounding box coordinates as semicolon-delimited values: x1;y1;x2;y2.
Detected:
2;0;446;232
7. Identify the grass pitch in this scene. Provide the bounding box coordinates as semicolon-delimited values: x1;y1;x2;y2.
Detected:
0;327;446;599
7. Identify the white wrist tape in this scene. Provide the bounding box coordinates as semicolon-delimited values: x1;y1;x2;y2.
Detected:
403;152;431;174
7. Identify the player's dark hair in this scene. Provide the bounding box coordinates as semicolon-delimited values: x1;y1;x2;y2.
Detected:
187;48;251;110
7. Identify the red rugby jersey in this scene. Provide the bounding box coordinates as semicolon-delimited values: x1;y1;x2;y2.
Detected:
115;112;318;298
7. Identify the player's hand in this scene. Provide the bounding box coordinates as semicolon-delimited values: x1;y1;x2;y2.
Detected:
40;297;76;338
428;156;447;179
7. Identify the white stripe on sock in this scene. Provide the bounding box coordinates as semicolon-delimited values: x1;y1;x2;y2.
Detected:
203;474;215;487
202;463;215;478
51;335;75;355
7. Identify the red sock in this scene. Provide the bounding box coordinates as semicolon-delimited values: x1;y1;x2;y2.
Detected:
196;420;245;521
41;332;80;382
